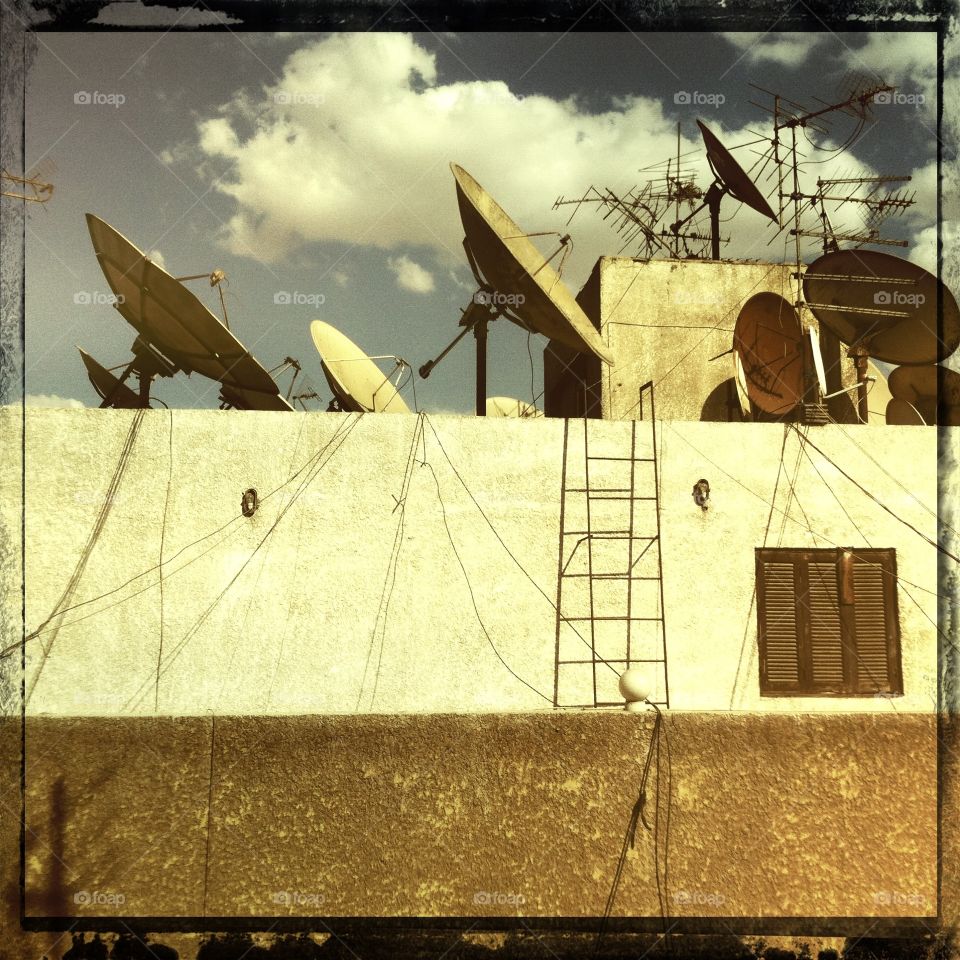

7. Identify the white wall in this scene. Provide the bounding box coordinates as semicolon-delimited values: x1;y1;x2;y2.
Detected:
0;408;941;716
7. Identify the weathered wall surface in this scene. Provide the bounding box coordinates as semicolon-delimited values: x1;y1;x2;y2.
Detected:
0;408;941;715
5;712;937;928
596;258;860;423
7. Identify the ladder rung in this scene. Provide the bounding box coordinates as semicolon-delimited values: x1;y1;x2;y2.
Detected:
560;573;661;580
559;616;663;622
563;531;658;539
558;658;666;666
565;487;632;493
586;455;656;463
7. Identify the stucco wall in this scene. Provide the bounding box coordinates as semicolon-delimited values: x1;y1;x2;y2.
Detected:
0;408;940;716
10;712;938;925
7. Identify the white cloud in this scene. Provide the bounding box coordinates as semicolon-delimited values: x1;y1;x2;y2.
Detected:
25;394;86;409
387;255;435;294
146;248;167;270
722;32;826;68
189;33;941;290
92;2;240;26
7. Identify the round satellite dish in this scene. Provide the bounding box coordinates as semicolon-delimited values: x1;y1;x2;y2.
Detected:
807;326;828;396
885;397;927;426
310;321;410;414
696;120;778;223
451;164;614;365
485;396;544;418
78;347;141;409
86;214;291;409
733;293;804;415
865;360;893;425
803;250;960;365
888;363;960;425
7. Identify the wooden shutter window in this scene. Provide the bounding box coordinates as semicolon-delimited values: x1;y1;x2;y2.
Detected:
756;548;902;697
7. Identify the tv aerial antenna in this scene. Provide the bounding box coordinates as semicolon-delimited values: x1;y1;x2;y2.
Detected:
1;159;55;204
553;122;723;260
421;164;613;417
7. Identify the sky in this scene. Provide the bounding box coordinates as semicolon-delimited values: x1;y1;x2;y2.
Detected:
21;29;948;413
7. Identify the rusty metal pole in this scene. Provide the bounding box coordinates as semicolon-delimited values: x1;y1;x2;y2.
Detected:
475;317;488;417
849;344;870;424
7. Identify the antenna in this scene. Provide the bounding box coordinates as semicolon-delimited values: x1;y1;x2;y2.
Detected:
310;321;411;414
423;164;613;417
85;214;294;411
1;159;55;203
803;249;960;422
485;397;544;418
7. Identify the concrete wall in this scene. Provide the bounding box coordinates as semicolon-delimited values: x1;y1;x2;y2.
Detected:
7;712;938;924
0;408;940;716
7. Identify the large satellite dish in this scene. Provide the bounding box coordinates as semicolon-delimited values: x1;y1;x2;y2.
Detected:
310;321;410;414
888;364;960;426
85;214;292;411
78;348;142;409
803;251;960;365
733;293;805;416
451;165;613;364
485;396;543;418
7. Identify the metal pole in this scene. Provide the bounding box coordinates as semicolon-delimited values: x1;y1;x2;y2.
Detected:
475;318;488;416
849;344;870;424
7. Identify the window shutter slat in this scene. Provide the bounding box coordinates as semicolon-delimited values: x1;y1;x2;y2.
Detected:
762;562;800;684
808;561;845;686
853;563;890;692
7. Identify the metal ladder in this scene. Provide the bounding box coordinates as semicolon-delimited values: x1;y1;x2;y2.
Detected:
553;382;669;708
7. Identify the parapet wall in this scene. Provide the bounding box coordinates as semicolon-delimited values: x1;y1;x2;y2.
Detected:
0;408;940;716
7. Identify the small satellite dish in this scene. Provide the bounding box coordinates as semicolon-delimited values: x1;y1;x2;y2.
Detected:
803;250;960;366
78;348;142;409
485;396;544;418
86;214;291;410
888;364;960;426
310;320;410;414
696;120;779;223
733;293;805;415
885;397;927;426
807;326;828;396
450;164;613;364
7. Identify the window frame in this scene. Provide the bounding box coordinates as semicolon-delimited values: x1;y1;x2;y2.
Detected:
755;546;903;698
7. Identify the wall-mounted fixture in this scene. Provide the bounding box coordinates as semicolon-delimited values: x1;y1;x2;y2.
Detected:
241;488;259;518
692;478;710;511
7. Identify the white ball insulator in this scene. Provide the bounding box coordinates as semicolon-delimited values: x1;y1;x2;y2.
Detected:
619;668;650;706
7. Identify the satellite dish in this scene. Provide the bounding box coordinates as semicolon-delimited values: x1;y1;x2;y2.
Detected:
807;326;828;396
310;321;410;414
888;364;960;426
885;397;927;426
218;384;294;412
450;164;613;365
78;348;142;409
803;250;960;366
696;120;779;223
485;397;544;418
733;293;805;415
86;214;291;411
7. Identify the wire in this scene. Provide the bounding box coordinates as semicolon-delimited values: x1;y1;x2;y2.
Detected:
420;445;553;706
792;426;957;565
154;408;174;712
